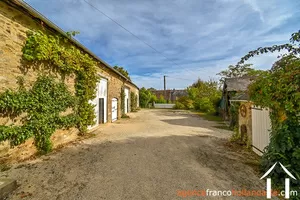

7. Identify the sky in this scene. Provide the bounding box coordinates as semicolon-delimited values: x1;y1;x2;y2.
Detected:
24;0;300;89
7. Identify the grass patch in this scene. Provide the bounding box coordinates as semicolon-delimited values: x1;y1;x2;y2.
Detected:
196;112;223;122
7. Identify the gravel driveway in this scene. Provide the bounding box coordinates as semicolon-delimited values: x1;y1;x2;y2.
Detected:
1;109;265;200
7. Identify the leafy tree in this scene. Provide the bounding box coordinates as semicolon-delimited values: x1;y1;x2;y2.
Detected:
113;66;131;80
188;79;221;113
139;87;156;108
217;64;254;78
174;79;221;113
217;64;265;83
238;31;300;65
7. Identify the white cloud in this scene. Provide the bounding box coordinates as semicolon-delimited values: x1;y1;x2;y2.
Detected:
24;0;300;89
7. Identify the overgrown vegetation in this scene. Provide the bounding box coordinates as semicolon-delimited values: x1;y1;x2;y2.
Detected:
238;31;300;197
120;87;126;116
0;31;99;153
139;87;156;108
174;79;221;114
130;92;138;112
156;95;167;104
0;76;78;154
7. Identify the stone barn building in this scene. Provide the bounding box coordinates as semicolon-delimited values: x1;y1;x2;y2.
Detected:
0;0;139;160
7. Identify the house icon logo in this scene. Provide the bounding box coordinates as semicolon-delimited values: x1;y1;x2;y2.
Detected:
260;162;296;199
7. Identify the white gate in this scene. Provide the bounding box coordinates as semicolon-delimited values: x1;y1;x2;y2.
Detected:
112;98;118;122
251;107;271;156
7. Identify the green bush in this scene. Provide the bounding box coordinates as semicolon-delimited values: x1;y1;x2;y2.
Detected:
261;119;300;197
187;79;221;114
194;97;215;113
173;101;185;109
174;96;193;110
139;87;156;108
156;95;167;104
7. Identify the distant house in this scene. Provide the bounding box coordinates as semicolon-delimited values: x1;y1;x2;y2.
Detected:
150;89;188;103
221;76;272;155
221;76;254;120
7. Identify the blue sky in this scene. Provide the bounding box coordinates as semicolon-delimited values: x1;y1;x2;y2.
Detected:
24;0;300;89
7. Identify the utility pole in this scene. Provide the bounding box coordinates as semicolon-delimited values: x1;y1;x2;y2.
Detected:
164;75;166;100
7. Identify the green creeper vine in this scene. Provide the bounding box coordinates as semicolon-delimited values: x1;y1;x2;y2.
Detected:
0;30;100;153
130;92;138;112
22;30;100;133
120;87;126;117
0;75;77;153
238;31;300;198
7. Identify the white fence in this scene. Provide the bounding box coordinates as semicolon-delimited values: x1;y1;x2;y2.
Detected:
251;107;271;156
153;103;175;109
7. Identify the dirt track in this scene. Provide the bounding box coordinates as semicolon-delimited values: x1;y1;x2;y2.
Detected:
1;109;265;200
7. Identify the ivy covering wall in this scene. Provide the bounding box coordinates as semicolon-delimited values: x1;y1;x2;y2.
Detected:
0;31;99;153
130;92;138;112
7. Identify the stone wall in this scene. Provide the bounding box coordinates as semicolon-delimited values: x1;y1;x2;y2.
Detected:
0;1;138;162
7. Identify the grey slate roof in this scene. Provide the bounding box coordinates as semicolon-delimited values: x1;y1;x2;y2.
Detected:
224;76;253;92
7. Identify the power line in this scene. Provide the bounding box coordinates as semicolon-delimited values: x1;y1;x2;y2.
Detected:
82;0;196;77
83;0;167;58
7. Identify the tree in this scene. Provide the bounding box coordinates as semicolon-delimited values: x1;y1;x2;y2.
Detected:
217;64;265;83
217;64;254;78
139;87;156;108
113;66;131;80
185;79;221;113
238;31;300;65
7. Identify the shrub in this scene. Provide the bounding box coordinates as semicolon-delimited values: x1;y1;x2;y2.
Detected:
194;97;215;113
174;96;193;110
173;101;185;109
156;95;167;104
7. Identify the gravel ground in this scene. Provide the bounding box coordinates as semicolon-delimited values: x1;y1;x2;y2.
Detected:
1;109;266;200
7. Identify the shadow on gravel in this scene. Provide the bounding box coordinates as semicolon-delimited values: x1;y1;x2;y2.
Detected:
2;134;263;200
161;118;210;128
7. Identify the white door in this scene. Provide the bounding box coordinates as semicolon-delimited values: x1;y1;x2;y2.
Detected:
98;79;107;123
88;78;107;130
112;98;118;122
124;88;129;113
